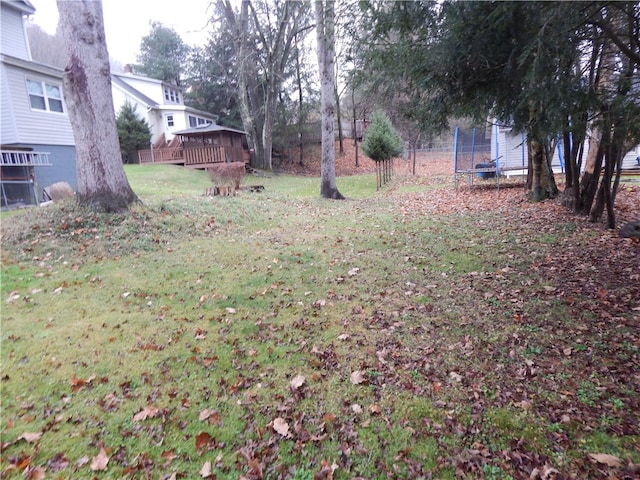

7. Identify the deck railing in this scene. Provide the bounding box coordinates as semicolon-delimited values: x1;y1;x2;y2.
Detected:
138;145;245;166
138;147;184;164
185;146;228;165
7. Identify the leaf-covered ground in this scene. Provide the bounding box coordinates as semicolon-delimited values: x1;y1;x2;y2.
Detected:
1;157;639;479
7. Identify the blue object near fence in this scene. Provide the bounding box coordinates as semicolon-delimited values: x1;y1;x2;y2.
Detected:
474;162;496;179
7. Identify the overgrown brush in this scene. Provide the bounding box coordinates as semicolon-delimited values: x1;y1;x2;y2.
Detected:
208;162;245;191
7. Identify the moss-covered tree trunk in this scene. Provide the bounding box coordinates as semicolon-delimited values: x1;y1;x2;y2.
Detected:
57;0;138;213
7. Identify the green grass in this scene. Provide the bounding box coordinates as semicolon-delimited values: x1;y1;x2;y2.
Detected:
1;166;638;479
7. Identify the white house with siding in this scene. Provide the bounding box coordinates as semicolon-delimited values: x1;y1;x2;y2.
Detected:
111;68;218;150
1;0;77;208
492;124;640;175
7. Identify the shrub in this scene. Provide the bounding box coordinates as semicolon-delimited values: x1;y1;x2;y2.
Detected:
208;162;245;190
362;110;403;162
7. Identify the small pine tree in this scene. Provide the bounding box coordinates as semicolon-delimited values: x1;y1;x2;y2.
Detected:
116;103;152;163
361;110;403;162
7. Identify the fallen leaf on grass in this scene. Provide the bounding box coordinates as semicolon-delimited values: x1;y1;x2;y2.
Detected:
376;348;388;364
48;453;70;472
588;453;622;467
23;466;46;480
529;465;560;479
161;450;178;468
316;459;339;479
70;373;96;392
6;291;20;303
90;447;109;471
290;374;306;390
18;432;42;443
132;405;160;422
322;412;337;423
200;460;212;478
195;431;213;454
350;370;366;385
273;417;290;437
198;409;220;423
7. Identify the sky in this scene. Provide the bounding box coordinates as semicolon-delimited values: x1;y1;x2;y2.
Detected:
28;0;215;67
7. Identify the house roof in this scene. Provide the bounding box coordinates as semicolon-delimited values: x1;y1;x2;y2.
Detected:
110;74;158;109
1;53;64;77
112;71;167;86
2;0;36;15
173;124;247;136
111;73;218;121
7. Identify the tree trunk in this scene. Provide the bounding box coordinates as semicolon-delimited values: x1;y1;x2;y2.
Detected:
579;126;604;214
315;1;344;199
262;100;275;171
335;84;344;155
295;34;304;166
57;0;138;213
352;84;359;167
527;133;557;202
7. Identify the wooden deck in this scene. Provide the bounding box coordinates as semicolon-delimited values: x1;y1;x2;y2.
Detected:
137;145;245;167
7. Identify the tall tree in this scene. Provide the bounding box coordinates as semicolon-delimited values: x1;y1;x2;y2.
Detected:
57;0;138;212
136;22;190;86
116;103;152;164
184;43;242;128
220;0;313;171
578;2;640;227
316;0;344;199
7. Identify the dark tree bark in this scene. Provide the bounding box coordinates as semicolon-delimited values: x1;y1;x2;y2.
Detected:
57;0;138;213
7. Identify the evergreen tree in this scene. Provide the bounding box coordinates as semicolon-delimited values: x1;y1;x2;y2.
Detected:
136;22;190;86
116;103;151;164
362;110;402;162
362;110;403;189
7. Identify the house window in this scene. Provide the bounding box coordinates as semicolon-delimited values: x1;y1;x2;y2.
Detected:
198;118;207;125
164;87;181;103
189;115;197;127
166;114;174;127
26;79;63;113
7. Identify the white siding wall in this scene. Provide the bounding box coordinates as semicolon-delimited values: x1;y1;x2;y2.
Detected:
112;86;164;145
148;110;164;144
116;76;165;104
112;87;147;120
1;7;30;60
622;146;640;169
161;109;188;141
1;63;19;143
3;63;74;146
491;128;527;169
492;128;639;172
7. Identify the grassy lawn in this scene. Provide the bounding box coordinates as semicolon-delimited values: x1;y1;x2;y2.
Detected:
1;166;638;479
